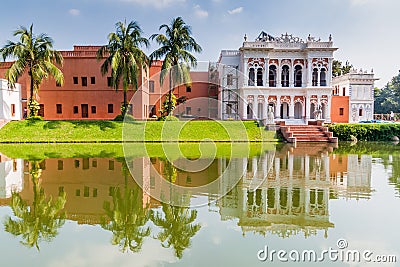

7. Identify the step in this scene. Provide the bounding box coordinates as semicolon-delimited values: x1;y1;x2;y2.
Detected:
292;133;327;137
296;137;330;141
289;131;324;135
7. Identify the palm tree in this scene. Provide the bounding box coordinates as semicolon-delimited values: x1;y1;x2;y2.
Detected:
4;161;66;250
0;24;64;117
150;17;202;116
101;160;151;252
97;20;149;116
151;204;201;259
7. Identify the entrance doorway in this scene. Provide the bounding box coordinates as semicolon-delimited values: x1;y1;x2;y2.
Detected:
81;104;88;118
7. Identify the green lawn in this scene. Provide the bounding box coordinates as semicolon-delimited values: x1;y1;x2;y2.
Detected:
0;120;277;143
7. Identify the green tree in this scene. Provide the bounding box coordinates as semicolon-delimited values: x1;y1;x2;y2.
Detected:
374;71;400;114
332;60;352;77
0;24;64;117
101;160;151;252
151;204;201;259
4;161;66;250
150;17;202;117
97;21;149;116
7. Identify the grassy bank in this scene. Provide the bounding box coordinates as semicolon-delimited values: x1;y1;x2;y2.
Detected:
329;123;400;141
0;120;277;143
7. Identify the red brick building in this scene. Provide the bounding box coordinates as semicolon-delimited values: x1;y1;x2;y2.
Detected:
0;45;210;120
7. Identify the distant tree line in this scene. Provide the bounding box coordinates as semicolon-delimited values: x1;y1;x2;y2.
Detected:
374;71;400;114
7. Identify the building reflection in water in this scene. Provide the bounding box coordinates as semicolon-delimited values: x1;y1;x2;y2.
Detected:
0;143;374;243
0;155;23;199
218;144;373;238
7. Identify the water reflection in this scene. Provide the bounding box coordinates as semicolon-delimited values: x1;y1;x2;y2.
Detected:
101;161;151;253
218;144;373;238
151;204;201;259
0;143;379;257
4;161;66;249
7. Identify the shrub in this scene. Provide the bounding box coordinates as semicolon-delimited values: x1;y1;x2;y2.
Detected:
26;115;43;121
329;123;400;141
158;116;179;121
114;114;135;122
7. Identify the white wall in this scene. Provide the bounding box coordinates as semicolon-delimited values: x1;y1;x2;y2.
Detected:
0;79;22;120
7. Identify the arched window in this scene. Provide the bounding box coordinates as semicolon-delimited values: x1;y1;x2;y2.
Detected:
281;65;289;87
294;65;302;87
294;102;302;119
320;68;327;86
310;103;316;119
312;68;318;86
269;65;277;87
256;68;263;86
248;69;255;86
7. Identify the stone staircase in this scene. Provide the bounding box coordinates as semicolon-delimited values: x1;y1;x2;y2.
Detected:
280;124;338;143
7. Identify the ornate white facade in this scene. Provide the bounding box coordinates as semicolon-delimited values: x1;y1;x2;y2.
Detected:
218;32;337;124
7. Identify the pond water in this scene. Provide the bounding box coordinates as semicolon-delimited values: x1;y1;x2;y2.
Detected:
0;143;399;267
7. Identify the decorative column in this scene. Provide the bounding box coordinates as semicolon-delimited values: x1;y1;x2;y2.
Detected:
326;96;332;122
265;59;269;87
275;96;281;119
317;69;321;86
327;58;333;87
307;58;312;87
305;96;311;121
243;58;248;87
253;100;258;120
289;99;295;119
289;63;294;88
277;64;281;87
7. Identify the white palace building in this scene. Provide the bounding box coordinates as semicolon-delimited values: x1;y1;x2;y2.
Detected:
218;32;338;124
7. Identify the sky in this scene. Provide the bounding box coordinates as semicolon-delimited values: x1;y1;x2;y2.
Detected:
0;0;399;87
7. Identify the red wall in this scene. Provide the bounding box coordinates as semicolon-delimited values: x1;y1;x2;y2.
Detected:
331;96;349;123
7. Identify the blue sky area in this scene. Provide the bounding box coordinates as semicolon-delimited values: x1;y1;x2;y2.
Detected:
0;0;398;87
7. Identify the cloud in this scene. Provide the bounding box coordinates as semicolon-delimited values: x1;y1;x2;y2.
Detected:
194;5;209;18
119;0;185;8
228;7;243;15
68;9;80;16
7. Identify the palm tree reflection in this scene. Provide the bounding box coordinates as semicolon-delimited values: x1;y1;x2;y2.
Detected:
151;204;201;259
101;160;151;253
151;158;201;259
4;160;66;250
